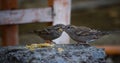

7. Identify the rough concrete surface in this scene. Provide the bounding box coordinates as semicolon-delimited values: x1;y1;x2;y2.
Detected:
0;44;106;63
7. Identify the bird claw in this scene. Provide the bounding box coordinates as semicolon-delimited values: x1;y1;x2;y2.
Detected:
76;43;90;47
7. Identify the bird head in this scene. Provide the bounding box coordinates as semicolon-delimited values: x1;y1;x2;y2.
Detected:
65;25;76;32
53;24;65;32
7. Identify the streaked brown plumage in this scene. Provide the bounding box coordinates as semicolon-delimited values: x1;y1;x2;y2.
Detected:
65;25;107;44
34;24;65;43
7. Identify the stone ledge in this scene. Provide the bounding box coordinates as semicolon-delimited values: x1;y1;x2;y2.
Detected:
0;44;106;63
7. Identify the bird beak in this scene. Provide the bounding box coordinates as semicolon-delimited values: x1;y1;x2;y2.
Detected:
58;28;63;32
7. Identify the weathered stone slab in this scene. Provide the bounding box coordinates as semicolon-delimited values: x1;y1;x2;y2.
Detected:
0;44;106;63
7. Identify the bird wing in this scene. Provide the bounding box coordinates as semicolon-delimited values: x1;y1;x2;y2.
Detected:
35;28;50;35
75;26;91;36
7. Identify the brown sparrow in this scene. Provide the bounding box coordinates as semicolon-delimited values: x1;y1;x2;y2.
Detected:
34;24;65;44
65;25;107;44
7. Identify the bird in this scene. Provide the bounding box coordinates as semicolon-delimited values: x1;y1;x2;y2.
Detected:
34;24;65;44
65;25;107;44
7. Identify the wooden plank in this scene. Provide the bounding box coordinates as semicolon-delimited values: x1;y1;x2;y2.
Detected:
51;0;71;44
0;8;52;25
53;0;71;25
1;25;19;46
48;0;54;7
46;0;54;26
1;0;19;46
0;0;1;10
0;0;17;10
96;45;120;55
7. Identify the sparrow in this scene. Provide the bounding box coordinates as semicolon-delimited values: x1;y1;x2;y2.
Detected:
65;25;107;44
34;24;65;44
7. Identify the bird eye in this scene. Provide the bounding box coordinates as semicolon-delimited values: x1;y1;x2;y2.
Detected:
67;26;73;29
67;26;72;30
67;26;70;29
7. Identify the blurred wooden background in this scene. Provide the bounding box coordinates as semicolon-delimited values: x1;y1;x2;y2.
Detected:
0;0;120;45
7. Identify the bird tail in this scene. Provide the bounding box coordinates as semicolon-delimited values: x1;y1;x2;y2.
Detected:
100;30;120;35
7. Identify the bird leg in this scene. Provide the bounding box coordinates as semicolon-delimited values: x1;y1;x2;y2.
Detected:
76;41;90;46
45;40;52;44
